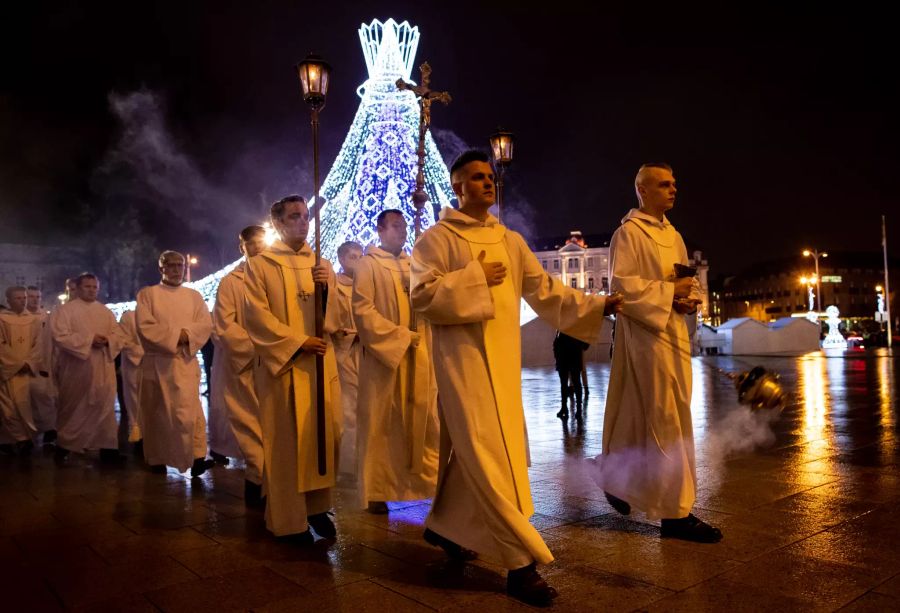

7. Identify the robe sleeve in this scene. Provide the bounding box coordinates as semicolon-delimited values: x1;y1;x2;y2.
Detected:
182;293;212;356
243;254;308;378
352;257;413;370
410;226;496;324
213;274;255;373
119;312;144;365
136;287;181;355
322;259;341;336
610;223;675;333
514;232;607;344
102;308;125;361
50;306;93;361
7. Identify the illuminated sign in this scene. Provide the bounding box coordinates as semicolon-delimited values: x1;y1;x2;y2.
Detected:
821;275;842;283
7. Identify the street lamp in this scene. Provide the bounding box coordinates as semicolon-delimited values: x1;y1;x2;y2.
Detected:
800;274;817;314
185;254;198;282
489;128;514;224
802;248;828;312
296;52;331;477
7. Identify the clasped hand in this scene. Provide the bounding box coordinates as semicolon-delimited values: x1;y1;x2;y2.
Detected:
477;250;507;287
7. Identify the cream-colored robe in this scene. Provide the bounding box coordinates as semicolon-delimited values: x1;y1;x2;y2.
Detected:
50;299;124;452
243;240;341;536
29;311;57;434
136;283;212;472
353;245;439;507
0;310;41;442
118;310;144;442
592;208;700;520
331;273;359;476
411;209;608;569
212;262;264;484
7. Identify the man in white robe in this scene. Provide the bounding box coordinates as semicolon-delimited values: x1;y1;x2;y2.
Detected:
332;241;362;478
26;286;57;444
212;225;267;507
591;163;722;543
354;210;439;513
50;273;125;465
118;309;144;448
136;250;214;477
243;195;341;542
410;151;621;606
0;287;41;455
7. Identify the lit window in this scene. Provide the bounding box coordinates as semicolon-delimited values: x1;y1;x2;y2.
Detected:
570;278;577;288
588;278;594;289
553;260;559;270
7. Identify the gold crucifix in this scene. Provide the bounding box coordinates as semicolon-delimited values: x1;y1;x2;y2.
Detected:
298;289;312;303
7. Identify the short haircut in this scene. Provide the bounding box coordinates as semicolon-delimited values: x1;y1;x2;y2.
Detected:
337;241;363;259
158;250;185;267
26;286;40;292
638;162;673;174
239;225;266;242
376;209;404;229
450;149;491;178
75;273;98;287
270;195;306;221
5;286;27;299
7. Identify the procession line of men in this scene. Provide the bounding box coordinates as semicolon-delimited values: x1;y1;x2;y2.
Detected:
0;152;721;607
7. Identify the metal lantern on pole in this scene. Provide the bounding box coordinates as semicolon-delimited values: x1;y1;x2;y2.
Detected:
296;52;331;476
489;128;514;224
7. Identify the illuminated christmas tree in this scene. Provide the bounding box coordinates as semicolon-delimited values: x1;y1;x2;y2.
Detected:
311;18;454;263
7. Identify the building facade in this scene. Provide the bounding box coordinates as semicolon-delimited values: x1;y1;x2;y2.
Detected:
0;243;90;307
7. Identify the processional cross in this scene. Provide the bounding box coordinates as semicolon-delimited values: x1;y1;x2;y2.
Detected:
396;62;451;239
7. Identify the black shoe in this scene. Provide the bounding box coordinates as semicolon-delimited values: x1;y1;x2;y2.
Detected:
245;480;264;508
54;447;70;466
210;450;230;466
556;408;568;419
0;444;14;456
507;563;558;607
423;528;478;561
132;439;144;459
149;464;167;474
366;501;389;515
660;514;723;543
308;512;337;539
190;457;215;478
42;430;57;445
100;448;126;465
277;529;314;546
604;491;631;516
16;440;34;456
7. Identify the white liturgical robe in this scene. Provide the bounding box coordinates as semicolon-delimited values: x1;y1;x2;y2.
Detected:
0;310;41;442
243;240;341;536
353;245;438;507
411;209;608;569
50;298;124;452
212;262;264;484
118;310;144;442
136;283;212;472
591;208;700;520
29;311;57;434
331;273;359;475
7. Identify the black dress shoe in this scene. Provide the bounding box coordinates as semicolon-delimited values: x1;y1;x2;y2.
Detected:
277;529;314;546
423;528;478;561
210;450;230;466
132;439;144;458
54;447;70;465
366;501;389;514
16;440;34;456
308;512;337;538
100;448;126;465
190;457;215;478
149;464;167;474
0;444;15;456
660;514;723;543
507;563;558;607
604;491;631;516
245;480;264;508
556;408;568;419
42;430;57;444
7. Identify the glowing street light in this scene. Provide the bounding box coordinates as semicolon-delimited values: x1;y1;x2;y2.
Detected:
802;248;828;312
800;274;817;314
489;127;515;224
185;253;198;282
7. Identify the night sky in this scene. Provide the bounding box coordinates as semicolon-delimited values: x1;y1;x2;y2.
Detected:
2;1;897;280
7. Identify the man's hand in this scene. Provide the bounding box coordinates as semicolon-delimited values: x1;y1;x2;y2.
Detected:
301;336;328;356
92;334;109;348
177;330;190;346
673;298;701;314
477;250;507;287
338;327;355;338
312;265;330;285
603;293;624;316
673;277;693;299
409;331;421;349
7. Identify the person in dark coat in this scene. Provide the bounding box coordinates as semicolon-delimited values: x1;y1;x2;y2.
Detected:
553;331;589;419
